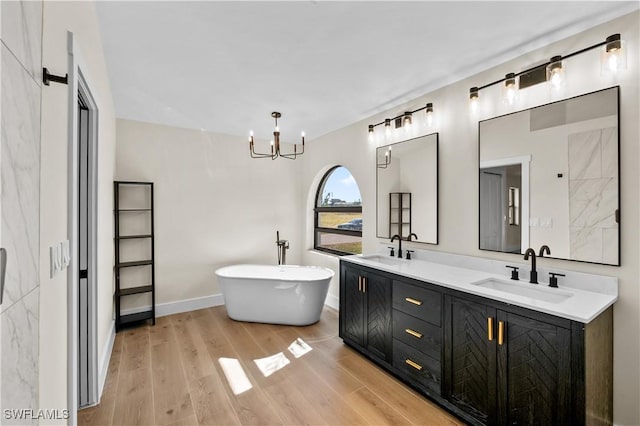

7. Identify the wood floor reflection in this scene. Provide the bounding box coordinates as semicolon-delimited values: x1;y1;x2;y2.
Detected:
78;305;463;425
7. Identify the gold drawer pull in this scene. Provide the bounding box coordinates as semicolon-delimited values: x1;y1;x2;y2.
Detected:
405;328;423;339
498;320;505;346
487;317;494;341
405;359;423;371
405;297;423;306
358;276;362;292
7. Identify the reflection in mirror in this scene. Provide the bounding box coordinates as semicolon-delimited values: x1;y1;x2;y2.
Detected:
377;133;438;244
479;87;619;265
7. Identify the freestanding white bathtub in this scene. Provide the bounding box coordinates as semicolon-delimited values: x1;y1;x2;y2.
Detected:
215;264;335;326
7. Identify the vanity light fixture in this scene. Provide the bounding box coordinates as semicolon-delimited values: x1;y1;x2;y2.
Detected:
469;33;625;105
546;56;565;90
502;73;518;105
377;146;392;169
367;104;434;137
249;112;305;160
425;103;434;127
469;87;479;112
601;34;626;74
368;125;375;142
402;111;413;131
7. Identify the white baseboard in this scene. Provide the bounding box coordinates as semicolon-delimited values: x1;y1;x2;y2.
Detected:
120;293;225;318
97;320;115;401
325;293;339;310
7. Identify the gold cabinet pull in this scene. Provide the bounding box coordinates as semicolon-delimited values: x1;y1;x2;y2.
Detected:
405;297;423;306
358;276;362;292
405;359;423;371
363;277;367;293
405;328;423;339
498;321;505;345
487;317;494;341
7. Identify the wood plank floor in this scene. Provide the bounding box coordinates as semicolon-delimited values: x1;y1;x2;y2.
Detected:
78;306;464;426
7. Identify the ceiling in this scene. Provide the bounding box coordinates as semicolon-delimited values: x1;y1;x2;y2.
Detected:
96;1;637;141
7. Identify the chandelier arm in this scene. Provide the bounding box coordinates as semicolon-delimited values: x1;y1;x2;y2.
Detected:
250;145;277;158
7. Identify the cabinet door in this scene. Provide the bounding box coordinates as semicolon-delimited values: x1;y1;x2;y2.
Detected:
341;265;365;347
444;296;497;424
497;311;571;426
364;271;392;361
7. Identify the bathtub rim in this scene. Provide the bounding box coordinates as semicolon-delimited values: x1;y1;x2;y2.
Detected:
215;264;335;281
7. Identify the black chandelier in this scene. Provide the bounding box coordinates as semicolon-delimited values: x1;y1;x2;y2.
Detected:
249;112;305;160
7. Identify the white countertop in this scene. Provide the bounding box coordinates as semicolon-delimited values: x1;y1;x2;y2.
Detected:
342;252;617;323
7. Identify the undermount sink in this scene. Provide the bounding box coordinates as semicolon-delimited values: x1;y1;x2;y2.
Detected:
360;254;407;266
471;278;573;304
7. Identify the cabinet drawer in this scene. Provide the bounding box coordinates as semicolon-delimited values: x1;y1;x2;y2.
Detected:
393;280;441;326
393;339;441;396
393;310;441;361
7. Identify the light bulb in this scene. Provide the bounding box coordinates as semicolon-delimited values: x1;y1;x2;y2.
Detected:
546;56;564;91
425;103;434;127
502;73;518;105
469;87;479;113
601;34;627;75
301;131;305;138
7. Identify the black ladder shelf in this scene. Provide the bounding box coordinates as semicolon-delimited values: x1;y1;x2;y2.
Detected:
114;181;156;331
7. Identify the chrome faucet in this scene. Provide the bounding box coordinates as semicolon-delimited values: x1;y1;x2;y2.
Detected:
390;234;403;258
523;248;538;284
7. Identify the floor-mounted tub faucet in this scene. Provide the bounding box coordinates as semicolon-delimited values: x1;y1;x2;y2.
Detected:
524;248;538;284
276;231;289;265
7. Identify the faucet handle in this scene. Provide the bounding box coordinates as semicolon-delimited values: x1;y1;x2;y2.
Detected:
405;250;414;260
548;272;565;288
505;265;519;280
387;246;395;257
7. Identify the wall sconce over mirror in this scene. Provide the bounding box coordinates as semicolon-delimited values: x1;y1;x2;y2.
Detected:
479;86;619;266
468;33;625;108
377;133;439;245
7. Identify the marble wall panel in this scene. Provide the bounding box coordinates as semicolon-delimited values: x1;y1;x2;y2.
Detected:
0;0;42;81
0;45;41;313
568;129;602;180
1;288;39;425
601;126;618;179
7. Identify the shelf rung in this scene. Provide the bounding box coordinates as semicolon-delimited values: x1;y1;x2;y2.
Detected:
118;311;154;326
117;234;152;240
117;260;153;268
118;285;153;297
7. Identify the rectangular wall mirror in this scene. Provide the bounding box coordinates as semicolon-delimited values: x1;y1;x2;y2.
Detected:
377;133;438;244
479;86;619;265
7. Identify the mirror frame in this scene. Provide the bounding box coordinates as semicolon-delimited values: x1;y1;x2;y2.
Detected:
376;132;439;244
478;86;620;266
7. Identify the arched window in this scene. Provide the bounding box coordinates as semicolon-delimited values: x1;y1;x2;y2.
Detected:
314;166;362;255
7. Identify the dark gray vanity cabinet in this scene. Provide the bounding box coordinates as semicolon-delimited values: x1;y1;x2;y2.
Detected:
391;279;443;396
339;262;392;362
443;295;572;425
339;259;613;426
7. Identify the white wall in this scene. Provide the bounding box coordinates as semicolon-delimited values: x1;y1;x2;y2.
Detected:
115;119;303;308
301;11;639;424
40;1;116;421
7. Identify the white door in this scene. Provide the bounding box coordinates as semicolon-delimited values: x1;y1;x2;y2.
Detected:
480;170;504;251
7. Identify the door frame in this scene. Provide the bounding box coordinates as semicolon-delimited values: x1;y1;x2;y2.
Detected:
480;155;530;253
67;31;99;421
